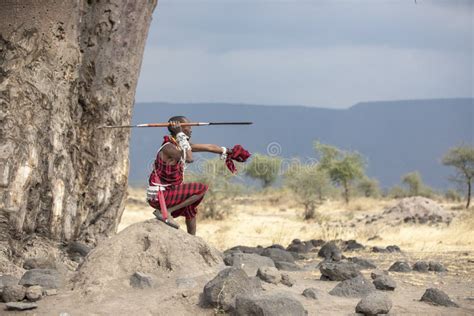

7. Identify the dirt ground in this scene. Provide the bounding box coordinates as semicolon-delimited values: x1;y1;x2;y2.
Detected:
2;189;473;315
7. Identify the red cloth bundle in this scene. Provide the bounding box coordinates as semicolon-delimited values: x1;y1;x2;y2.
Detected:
226;145;251;174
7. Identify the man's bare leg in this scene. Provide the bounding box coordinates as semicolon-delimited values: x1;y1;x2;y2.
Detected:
186;217;196;235
167;193;204;213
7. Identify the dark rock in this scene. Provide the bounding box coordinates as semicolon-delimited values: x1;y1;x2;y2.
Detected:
203;268;262;311
302;288;318;300
234;293;307;316
275;261;302;271
224;246;264;256
292;239;302;244
370;270;388;280
224;253;275;276
19;269;63;289
373;275;397;291
320;262;362;281
310;239;325;247
289;252;306;260
329;275;376;298
356;291;393;315
420;288;459;307
388;261;412;272
287;241;313;254
371;246;388;253
429;261;447;272
261;248;295;264
68;241;92;257
25;285;43;302
257;267;281;284
281;273;295;287
344;240;364;251
2;285;26;302
6;302;38;311
348;257;377;269
130;272;153;289
413;261;429;272
23;256;56;270
318;242;342;261
267;244;285;250
386;245;401;253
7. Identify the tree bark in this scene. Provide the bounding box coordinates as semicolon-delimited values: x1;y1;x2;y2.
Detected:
0;0;157;256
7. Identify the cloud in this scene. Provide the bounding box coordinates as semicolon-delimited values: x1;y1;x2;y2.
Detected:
136;45;472;107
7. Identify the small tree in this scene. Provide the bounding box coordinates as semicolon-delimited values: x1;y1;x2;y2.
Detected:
357;177;381;198
245;154;282;188
401;171;434;198
442;145;474;208
315;142;365;203
388;185;407;199
284;162;332;220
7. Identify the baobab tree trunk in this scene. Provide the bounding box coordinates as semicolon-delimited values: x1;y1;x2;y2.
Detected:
0;0;157;261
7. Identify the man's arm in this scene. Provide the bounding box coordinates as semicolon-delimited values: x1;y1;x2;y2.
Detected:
191;143;227;154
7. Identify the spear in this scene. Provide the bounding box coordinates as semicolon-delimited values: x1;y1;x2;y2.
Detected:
98;121;253;129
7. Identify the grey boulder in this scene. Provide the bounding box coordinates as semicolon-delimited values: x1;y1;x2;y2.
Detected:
356;291;393;315
329;275;375;298
19;269;63;289
320;262;362;281
388;261;412;273
373;275;397;291
234;293;307;316
2;285;26;302
257;267;281;284
6;302;38;311
261;248;295;264
420;288;459;307
203;268;262;311
224;253;275;276
130;272;153;289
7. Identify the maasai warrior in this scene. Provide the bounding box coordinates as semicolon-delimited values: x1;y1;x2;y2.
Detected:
147;116;248;235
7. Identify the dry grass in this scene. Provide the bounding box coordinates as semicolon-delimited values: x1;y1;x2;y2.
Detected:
120;187;474;253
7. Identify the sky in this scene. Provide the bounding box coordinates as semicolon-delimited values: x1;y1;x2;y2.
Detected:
135;0;473;108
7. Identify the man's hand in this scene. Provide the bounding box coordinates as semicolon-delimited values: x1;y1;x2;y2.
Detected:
169;121;183;135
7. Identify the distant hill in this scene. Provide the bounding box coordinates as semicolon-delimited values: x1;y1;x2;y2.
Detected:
129;98;473;190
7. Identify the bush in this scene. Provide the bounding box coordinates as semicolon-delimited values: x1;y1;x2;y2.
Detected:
445;189;462;202
356;177;381;198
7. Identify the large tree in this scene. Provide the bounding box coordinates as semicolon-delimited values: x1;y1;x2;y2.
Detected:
442;145;474;208
0;0;157;260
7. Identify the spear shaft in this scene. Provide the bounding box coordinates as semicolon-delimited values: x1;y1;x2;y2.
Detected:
98;122;253;129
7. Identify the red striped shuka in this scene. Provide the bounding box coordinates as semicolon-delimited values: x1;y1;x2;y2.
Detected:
147;136;208;220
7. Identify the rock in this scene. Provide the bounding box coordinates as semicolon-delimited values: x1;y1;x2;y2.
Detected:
19;269;63;289
203;268;262;311
310;239;325;247
267;244;285;250
383;197;453;225
289;252;306;260
234;293;307;316
320;262;362;281
429;261;447;272
223;253;275;276
68;241;92;257
74;220;223;297
413;261;429;272
356;291;393;315
23;256;56;270
420;288;459;307
370;270;388;280
386;245;401;253
388;261;412;272
261;248;295;264
257;267;281;284
348;257;377;269
25;285;43;302
130;272;153;289
373;275;397;291
329;275;375;298
176;277;198;289
0;275;19;289
302;288;318;300
281;273;295;287
287;241;313;253
44;289;58;296
318;241;342;261
5;302;38;311
371;246;389;253
344;240;364;251
275;261;302;271
224;245;264;256
2;285;26;302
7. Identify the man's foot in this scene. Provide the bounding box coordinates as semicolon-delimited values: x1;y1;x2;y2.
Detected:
153;210;180;229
